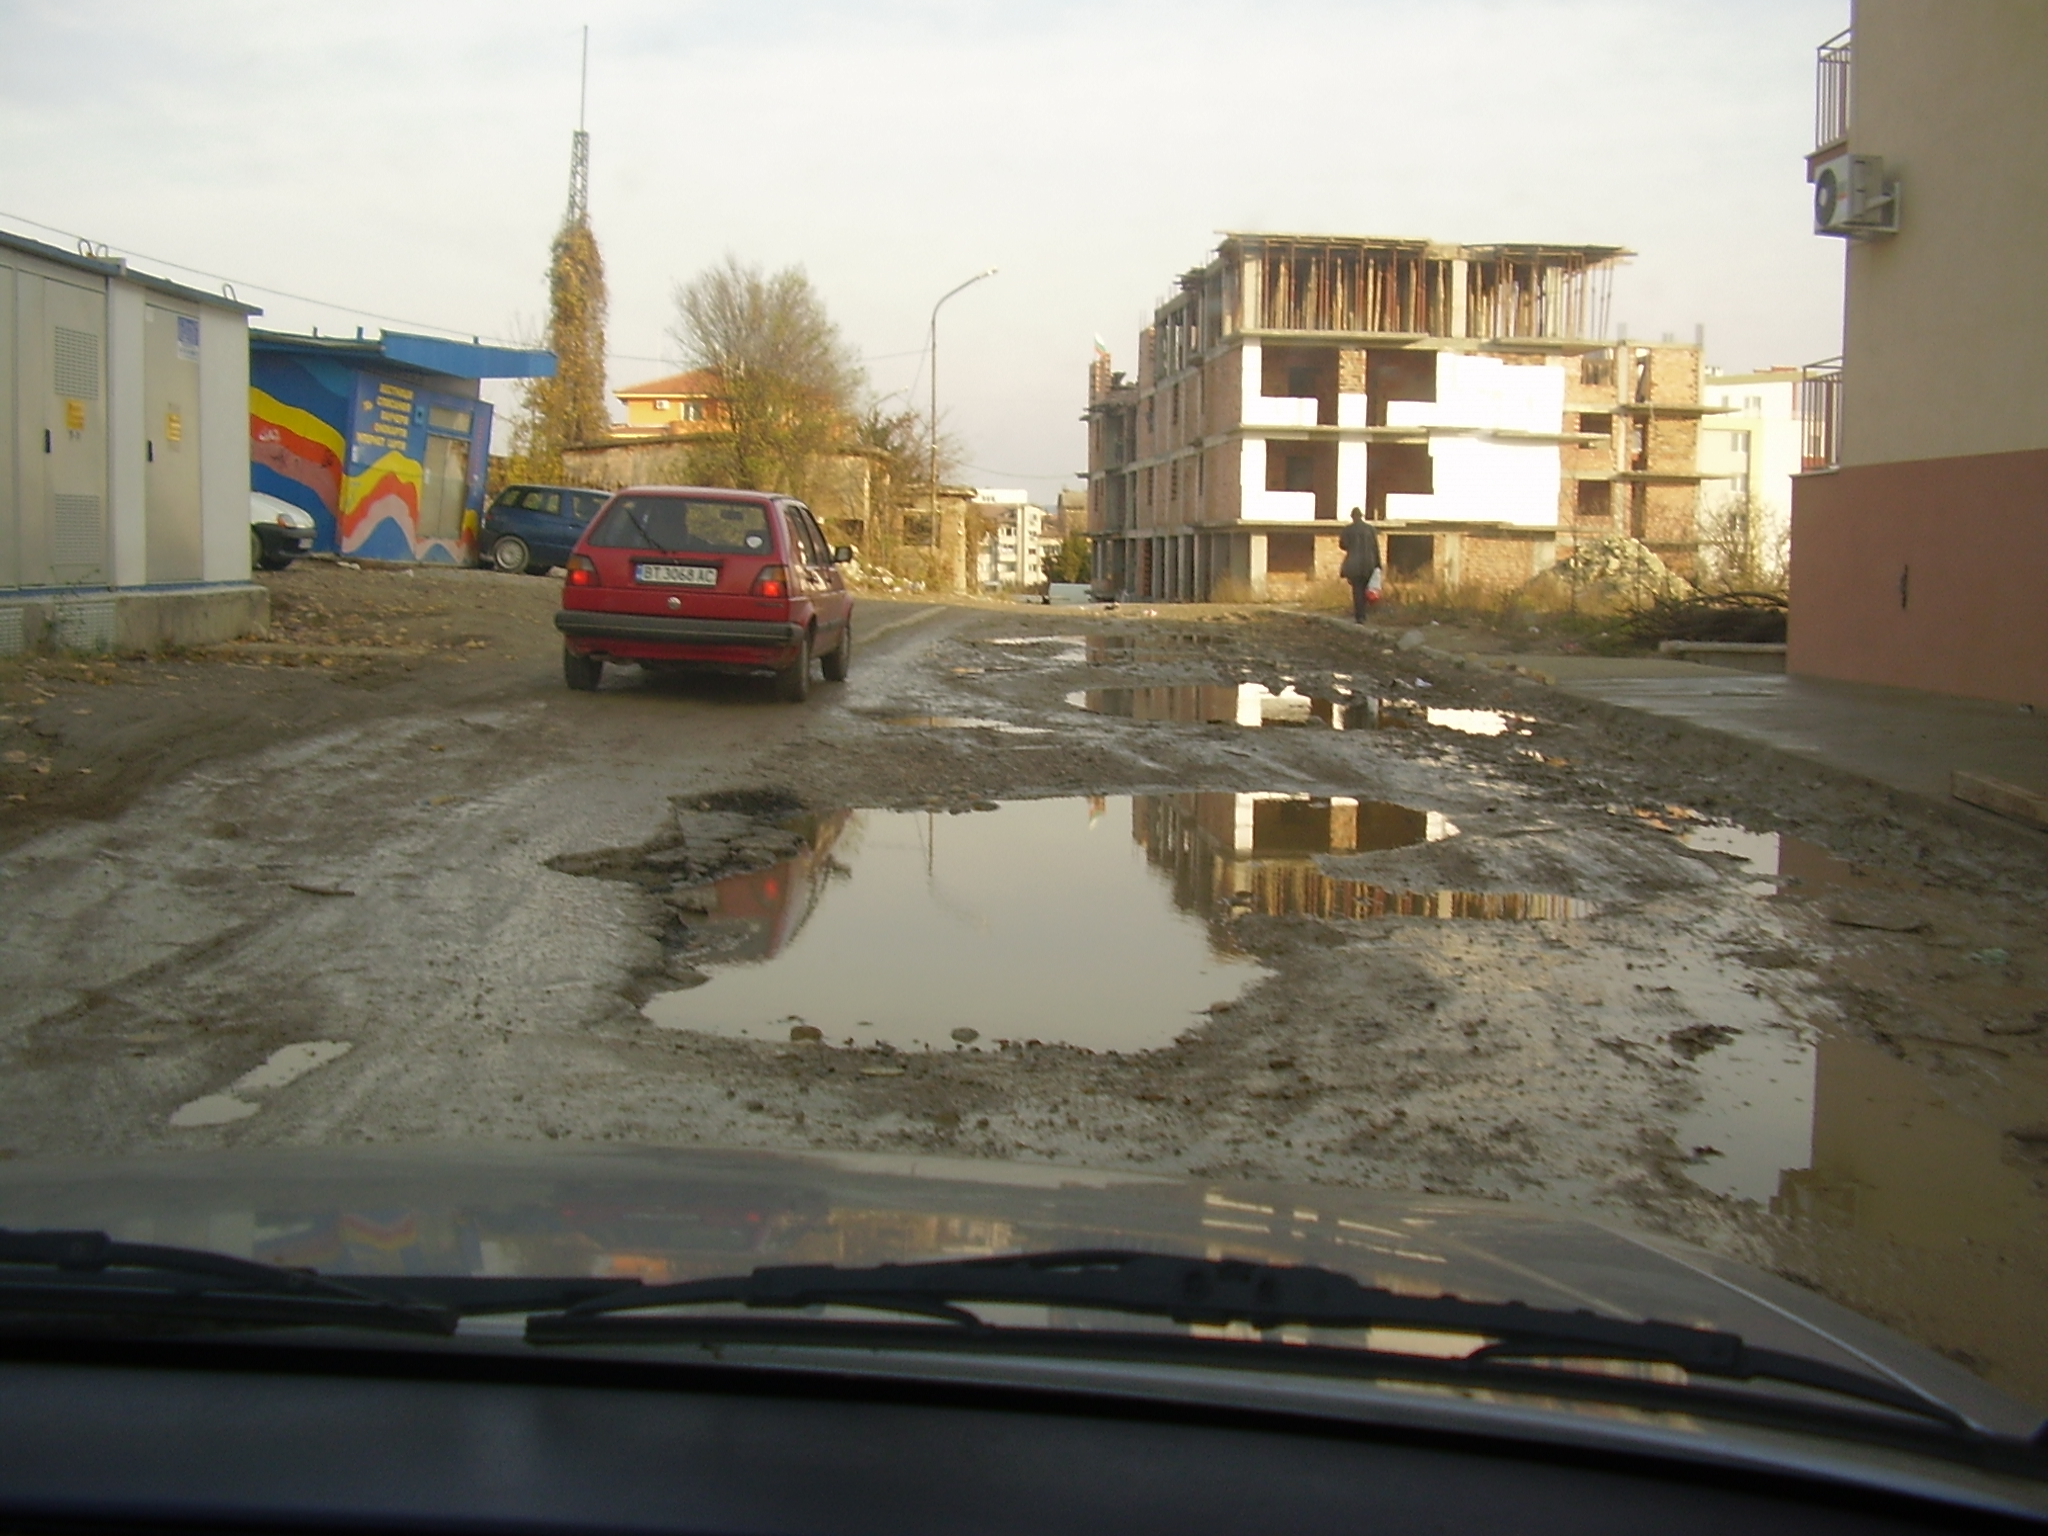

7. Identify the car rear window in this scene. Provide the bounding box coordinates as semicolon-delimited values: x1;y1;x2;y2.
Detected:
588;496;775;555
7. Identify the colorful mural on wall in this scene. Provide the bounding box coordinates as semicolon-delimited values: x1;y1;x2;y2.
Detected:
250;345;492;563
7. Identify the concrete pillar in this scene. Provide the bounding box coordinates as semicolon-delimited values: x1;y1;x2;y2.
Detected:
1248;533;1268;600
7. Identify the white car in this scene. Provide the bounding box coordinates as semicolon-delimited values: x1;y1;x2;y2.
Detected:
250;491;317;571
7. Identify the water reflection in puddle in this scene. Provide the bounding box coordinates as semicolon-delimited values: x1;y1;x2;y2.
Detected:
1135;793;1589;923
647;797;1270;1054
648;792;1585;1053
1667;827;1906;1203
1068;685;1532;737
1676;1027;1818;1203
1680;823;1889;894
1069;684;1372;728
168;1040;354;1129
882;715;1050;735
1084;632;1224;665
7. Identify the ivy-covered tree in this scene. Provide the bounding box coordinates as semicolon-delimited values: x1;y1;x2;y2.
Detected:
513;216;610;484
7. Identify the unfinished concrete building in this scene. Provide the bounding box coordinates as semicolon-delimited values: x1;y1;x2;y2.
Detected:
1086;234;1710;601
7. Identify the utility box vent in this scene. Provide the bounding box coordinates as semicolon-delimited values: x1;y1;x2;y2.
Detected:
52;493;106;570
52;598;115;653
52;326;101;399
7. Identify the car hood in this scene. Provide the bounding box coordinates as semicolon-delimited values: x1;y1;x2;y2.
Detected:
0;1141;2035;1441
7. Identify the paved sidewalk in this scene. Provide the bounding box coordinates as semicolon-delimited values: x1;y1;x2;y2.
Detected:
1535;667;2048;825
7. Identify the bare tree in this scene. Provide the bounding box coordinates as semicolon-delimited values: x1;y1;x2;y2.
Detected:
669;257;862;494
1697;494;1788;594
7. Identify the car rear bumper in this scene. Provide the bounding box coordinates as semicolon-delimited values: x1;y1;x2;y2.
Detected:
555;611;802;649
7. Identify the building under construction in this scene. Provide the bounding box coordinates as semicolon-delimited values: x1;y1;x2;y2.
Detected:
1086;234;1711;601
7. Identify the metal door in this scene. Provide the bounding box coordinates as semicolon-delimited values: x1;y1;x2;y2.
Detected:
38;276;107;586
144;304;203;583
0;263;16;591
419;433;468;544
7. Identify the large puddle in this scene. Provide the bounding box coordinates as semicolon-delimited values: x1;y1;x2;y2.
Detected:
647;797;1268;1054
1068;684;1532;737
646;792;1586;1053
1664;826;1932;1204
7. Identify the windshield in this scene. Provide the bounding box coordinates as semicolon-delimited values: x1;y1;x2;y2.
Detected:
1;0;2044;1458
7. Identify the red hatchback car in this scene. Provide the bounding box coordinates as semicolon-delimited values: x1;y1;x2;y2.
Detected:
554;487;855;701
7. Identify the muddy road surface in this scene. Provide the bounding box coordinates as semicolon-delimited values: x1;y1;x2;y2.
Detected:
2;560;2045;1406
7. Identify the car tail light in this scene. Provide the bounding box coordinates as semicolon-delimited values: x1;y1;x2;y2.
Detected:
750;564;788;599
566;554;599;588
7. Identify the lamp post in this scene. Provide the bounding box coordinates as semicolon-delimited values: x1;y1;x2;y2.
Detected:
927;268;997;569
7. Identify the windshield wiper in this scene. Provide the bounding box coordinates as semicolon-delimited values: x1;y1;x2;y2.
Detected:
0;1227;457;1336
525;1248;1972;1433
625;507;675;552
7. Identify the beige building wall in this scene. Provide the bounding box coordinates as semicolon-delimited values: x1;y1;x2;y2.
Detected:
1839;0;2048;466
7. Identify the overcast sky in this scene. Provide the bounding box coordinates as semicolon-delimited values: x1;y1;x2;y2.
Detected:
1;0;1848;504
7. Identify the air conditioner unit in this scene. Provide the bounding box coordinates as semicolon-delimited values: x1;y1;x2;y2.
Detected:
1811;152;1900;237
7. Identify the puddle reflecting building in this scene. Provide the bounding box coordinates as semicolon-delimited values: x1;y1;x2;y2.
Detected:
1132;792;1586;923
1771;1031;2048;1407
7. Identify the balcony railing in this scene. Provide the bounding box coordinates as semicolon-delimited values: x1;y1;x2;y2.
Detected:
1815;28;1852;151
1800;357;1842;471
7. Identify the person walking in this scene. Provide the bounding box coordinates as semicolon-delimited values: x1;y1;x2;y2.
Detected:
1338;507;1382;624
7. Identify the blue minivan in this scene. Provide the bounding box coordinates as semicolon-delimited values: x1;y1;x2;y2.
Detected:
478;484;612;574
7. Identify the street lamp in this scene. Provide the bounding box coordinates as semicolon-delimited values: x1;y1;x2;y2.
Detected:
928;268;998;561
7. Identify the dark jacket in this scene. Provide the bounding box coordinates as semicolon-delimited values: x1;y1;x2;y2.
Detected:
1338;520;1381;581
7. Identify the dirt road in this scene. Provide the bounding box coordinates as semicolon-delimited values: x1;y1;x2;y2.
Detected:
2;560;2044;1405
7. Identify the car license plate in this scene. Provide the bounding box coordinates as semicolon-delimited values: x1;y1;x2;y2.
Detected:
637;563;719;587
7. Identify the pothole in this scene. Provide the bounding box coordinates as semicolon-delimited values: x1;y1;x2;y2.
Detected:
626;789;1586;1055
168;1040;354;1129
1069;683;1369;728
644;795;1272;1054
880;715;1050;735
1138;792;1590;923
1067;684;1535;736
1084;631;1225;664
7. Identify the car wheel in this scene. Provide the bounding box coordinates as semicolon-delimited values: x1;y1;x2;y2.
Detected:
821;618;852;682
258;554;295;572
491;537;532;574
563;646;603;692
774;630;812;703
250;529;265;570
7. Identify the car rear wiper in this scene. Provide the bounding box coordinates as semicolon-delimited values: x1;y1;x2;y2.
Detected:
525;1248;1972;1433
625;507;675;552
0;1227;458;1336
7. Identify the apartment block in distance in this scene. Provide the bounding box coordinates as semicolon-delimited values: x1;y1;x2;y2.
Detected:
1791;3;2047;706
1086;234;1711;602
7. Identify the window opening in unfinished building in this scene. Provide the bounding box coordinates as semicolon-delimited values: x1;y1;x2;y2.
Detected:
1580;351;1615;388
1366;350;1435;427
1267;532;1315;574
1367;441;1433;519
1281;454;1315;494
1575;480;1613;521
1579;411;1612;436
1387;534;1434;579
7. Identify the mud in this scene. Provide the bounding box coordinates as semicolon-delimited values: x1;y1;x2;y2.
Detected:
0;570;2044;1405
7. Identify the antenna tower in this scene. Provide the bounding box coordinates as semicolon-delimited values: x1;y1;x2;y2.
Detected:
566;26;590;225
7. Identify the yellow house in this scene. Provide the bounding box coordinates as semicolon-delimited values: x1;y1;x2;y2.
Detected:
614;369;728;437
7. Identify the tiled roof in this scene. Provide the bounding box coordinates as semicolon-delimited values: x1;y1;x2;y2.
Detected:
616;368;723;398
